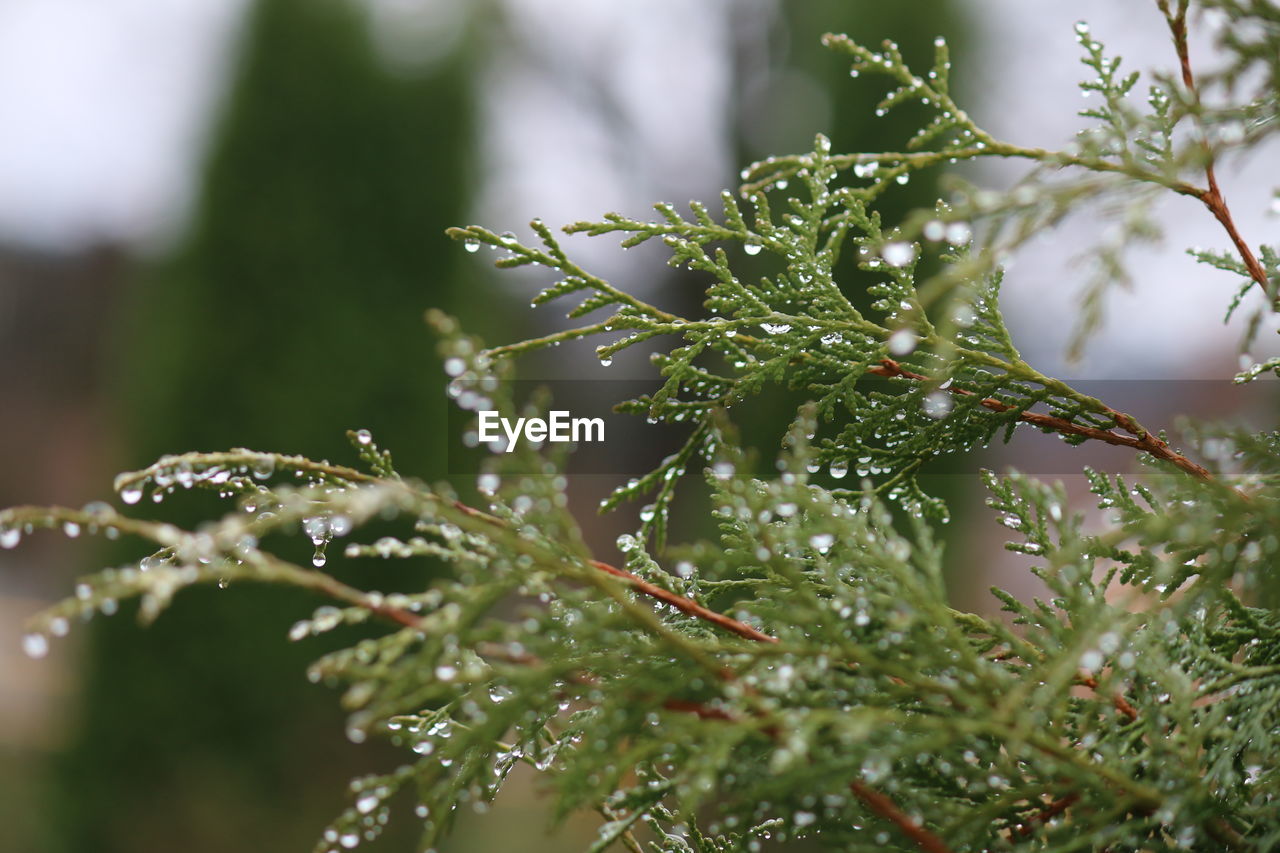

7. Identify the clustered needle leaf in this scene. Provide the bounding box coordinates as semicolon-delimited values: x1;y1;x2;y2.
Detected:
5;3;1280;851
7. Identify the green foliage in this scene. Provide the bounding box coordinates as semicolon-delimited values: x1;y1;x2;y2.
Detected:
6;3;1280;851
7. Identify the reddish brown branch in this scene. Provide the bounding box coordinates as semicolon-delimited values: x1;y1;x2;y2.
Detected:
1079;674;1139;721
869;359;1214;482
1015;793;1081;837
450;497;777;643
1161;1;1273;302
588;559;777;644
848;780;953;853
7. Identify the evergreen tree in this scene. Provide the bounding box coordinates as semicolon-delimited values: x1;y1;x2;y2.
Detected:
39;0;473;850
7;2;1280;850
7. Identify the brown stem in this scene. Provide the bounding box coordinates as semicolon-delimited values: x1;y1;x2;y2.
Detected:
588;559;777;644
848;780;953;853
1079;673;1139;722
869;359;1215;482
1015;792;1081;837
1160;0;1272;301
450;498;777;644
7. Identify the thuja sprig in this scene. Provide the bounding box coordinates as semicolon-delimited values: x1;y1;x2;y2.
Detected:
8;4;1280;852
453;129;1228;533
741;17;1275;354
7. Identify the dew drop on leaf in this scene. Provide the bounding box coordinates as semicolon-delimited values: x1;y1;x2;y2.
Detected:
888;329;917;356
22;633;48;659
923;392;953;419
882;243;915;267
944;222;972;245
808;533;834;553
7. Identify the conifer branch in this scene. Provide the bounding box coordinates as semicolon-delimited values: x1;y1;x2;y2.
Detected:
449;498;777;644
847;781;953;853
1162;0;1269;300
9;7;1280;850
1158;0;1274;303
869;358;1215;482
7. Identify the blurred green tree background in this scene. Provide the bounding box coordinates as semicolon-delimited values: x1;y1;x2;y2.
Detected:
50;0;472;849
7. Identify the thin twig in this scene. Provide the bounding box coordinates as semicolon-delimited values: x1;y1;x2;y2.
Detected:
869;358;1215;482
848;781;953;853
588;559;777;644
1015;793;1081;837
450;499;777;644
1079;674;1139;722
1159;0;1273;302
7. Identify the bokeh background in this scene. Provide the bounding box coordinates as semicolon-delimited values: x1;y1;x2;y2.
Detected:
1;1;1275;851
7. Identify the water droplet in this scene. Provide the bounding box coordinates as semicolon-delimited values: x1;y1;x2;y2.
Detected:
829;461;849;479
895;173;910;185
808;533;834;553
339;832;360;849
950;304;976;327
444;357;466;377
463;238;480;253
944;222;972;245
743;240;762;256
22;633;48;659
923;392;952;419
0;527;19;549
888;329;917;356
435;664;458;682
882;242;915;268
251;457;275;479
923;220;945;241
853;161;878;179
356;794;379;814
120;486;143;505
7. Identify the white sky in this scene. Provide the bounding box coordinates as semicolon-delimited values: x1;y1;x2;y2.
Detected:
0;0;248;251
967;0;1280;377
